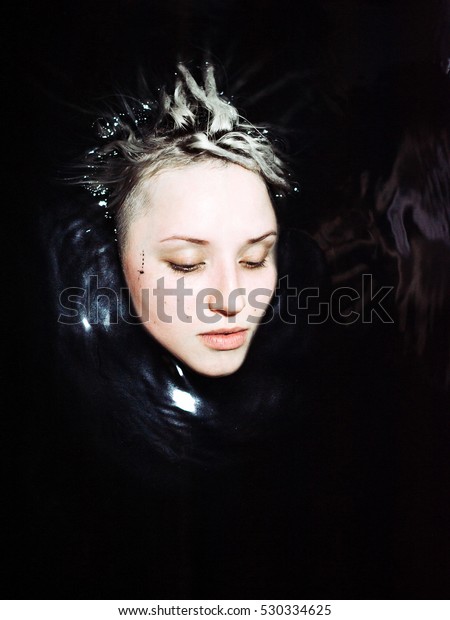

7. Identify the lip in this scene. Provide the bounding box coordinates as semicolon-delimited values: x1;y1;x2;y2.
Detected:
198;328;249;351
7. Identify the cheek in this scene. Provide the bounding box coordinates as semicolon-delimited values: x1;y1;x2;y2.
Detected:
137;272;197;330
265;264;278;291
246;264;277;294
123;258;160;325
246;265;277;315
123;250;165;310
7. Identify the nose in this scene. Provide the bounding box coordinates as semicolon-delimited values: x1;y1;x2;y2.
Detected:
207;265;246;317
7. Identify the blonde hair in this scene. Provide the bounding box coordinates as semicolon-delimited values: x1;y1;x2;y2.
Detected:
76;63;292;247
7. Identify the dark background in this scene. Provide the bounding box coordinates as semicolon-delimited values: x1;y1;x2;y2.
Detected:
9;0;449;371
4;0;450;599
8;0;449;284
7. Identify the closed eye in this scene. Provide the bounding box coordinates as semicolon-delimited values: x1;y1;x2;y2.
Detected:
168;259;268;272
241;259;267;269
168;262;205;273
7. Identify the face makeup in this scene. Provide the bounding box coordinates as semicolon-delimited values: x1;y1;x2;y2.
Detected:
123;161;277;377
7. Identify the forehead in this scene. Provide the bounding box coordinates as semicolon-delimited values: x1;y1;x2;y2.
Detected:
135;161;276;240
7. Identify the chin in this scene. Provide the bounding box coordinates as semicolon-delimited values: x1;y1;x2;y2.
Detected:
183;352;247;377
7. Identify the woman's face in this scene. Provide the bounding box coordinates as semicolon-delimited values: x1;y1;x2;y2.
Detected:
122;161;278;376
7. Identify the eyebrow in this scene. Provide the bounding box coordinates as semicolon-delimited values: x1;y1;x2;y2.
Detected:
160;231;277;245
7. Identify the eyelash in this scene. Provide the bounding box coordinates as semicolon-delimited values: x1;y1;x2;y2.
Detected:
168;262;204;273
242;259;267;269
168;259;267;273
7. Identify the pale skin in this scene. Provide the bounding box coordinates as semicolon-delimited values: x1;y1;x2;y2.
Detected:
122;160;278;377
